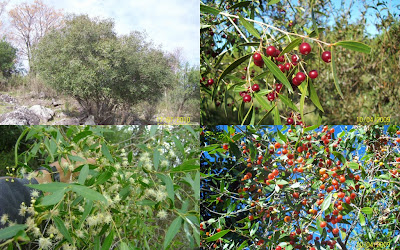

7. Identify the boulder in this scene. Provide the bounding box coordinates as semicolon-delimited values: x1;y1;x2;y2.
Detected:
0;94;18;105
0;107;40;125
52;118;80;125
29;105;55;122
84;115;96;125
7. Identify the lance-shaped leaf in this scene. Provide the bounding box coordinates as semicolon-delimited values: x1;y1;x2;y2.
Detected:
278;93;299;112
217;54;252;85
273;105;281;125
261;55;293;93
200;4;221;16
308;81;324;112
331;47;344;99
335;41;371;54
268;0;281;5
279;38;302;57
238;14;260;39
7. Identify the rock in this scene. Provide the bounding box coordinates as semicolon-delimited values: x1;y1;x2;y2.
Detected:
84;115;96;125
29;105;55;122
0;107;40;125
0;94;18;105
38;92;46;99
52;98;61;107
52;118;80;125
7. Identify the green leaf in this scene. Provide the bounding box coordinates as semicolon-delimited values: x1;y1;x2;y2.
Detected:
268;0;281;5
53;216;73;243
261;55;293;93
194;170;200;201
238;42;259;47
170;159;199;172
157;174;175;204
321;193;332;212
335;41;371;54
278;93;299;112
173;136;185;156
41;189;65;206
277;129;287;143
27;183;70;193
200;4;221;15
332;151;345;163
279;38;302;57
205;229;230;242
153;149;160;171
231;1;252;9
273;105;281;125
361;207;373;214
137;200;157;206
68;155;86;163
238;14;260;39
101;230;114;250
253;71;269;81
150;125;158;137
79;200;93;228
101;143;114;163
163;216;183;249
202;144;219;151
309;81;324;112
217;54;252;86
78;164;89;185
0;224;27;241
233;85;248;92
331;47;344;99
119;242;130;250
241;103;253;125
94;171;112;185
348;162;360;170
359;211;366;226
254;92;272;111
304;124;320;132
308;28;325;38
70;185;107;204
250;222;259;236
73;131;93;143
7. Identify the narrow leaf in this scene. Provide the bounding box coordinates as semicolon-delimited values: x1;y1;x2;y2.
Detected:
101;143;114;163
53;216;73;243
238;14;260;39
101;230;114;250
335;41;371;54
321;193;332;212
205;229;230;242
78;164;89;185
70;185;107;204
163;216;183;248
268;0;281;5
279;38;302;57
359;212;366;226
0;224;27;241
200;4;221;15
308;81;324;112
261;55;293;93
41;189;65;206
278;93;299;112
361;207;373;214
331;47;344;99
273;105;281;125
217;54;252;85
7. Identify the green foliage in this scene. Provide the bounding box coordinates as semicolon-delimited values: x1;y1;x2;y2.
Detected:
0;125;200;249
32;15;174;124
0;39;17;78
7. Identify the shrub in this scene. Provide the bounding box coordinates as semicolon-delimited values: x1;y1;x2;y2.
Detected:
0;39;17;78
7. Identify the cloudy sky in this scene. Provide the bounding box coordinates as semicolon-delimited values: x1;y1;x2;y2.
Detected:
5;0;199;65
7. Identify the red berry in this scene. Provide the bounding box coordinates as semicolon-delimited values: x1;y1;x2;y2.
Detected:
253;52;262;61
267;92;275;101
276;246;282;250
292;76;299;86
295;72;306;83
322;51;331;63
252;84;260;92
249;215;254;220
284;62;292;71
207;79;214;86
287;117;294;125
291;54;298;62
254;59;264;67
243;94;252;103
273;49;280;58
320;221;327;228
309;70;318;79
278;64;285;72
275;83;283;93
299;42;311;55
266;46;276;57
277;55;285;62
332;228;339;235
293;192;299;199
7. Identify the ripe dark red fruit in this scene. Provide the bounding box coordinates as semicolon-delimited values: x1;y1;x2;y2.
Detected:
252;84;260;92
276;246;282;250
293;192;299;199
254;59;264;67
295;72;306;83
322;51;331;63
275;83;283;93
292;77;299;86
291;54;299;62
249;215;254;220
267;92;275;101
309;70;318;79
243;94;252;103
277;55;285;62
287;117;294;125
299;42;311;55
253;52;262;61
207;79;214;86
284;62;292;71
266;46;277;57
278;64;285;72
273;49;281;58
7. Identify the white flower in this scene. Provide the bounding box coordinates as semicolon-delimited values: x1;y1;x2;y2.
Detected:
157;210;168;219
145;188;157;198
142;178;149;184
114;163;121;170
32;226;42;237
129;178;135;184
26;217;35;229
114;194;121;203
144;162;152;171
104;213;112;224
68;164;75;172
169;150;176;158
87;215;100;227
121;148;126;153
155;190;167;202
20;168;26;175
76;230;84;238
19;203;27;216
1;214;8;225
31;190;40;198
161;160;168;167
78;206;84;213
122;160;129;167
38;237;52;250
47;225;58;236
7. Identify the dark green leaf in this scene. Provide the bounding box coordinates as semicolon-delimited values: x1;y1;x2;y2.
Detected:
27;183;70;193
268;0;281;5
70;185;107;204
335;41;371;54
153;149;160;171
163;216;183;248
238;14;260;38
200;4;221;15
53;216;73;243
217;54;252;85
170;159;199;172
0;224;27;241
78;164;89;185
261;55;293;93
101;143;114;163
330;47;344;99
101;230;114;250
273;105;281;125
41;189;65;206
205;229;230;242
73;131;93;143
279;38;302;57
278;93;299;112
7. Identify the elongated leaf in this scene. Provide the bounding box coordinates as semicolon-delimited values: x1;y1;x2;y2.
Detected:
238;42;259;47
241;102;253;125
231;1;252;9
277;129;287;143
205;229;230;242
217;54;252;85
120;242;130;250
268;0;281;5
332;151;345;163
157;174;175;204
233;85;248;92
309;81;324;112
170;159;199;172
361;207;373;214
308;28;325;38
27;183;70;193
94;171;112;185
136;200;157;206
73;131;93;143
304;124;320;132
250;104;256;125
70;185;107;204
278;93;299;112
150;125;158;137
273;105;281;125
173;136;185;156
331;47;344;99
261;55;293;93
41;189;65;206
78;164;89;185
163;216;183;249
254;92;272;111
101;230;114;250
253;71;269;81
101;143;114;163
279;38;302;57
335;41;371;54
238;14;260;38
200;4;221;15
300;89;305;122
250;222;259;236
348;162;360;170
153;149;160;171
359;212;366;226
53;216;72;243
0;224;27;241
79;200;93;228
194;171;200;200
257;106;275;125
321;193;332;212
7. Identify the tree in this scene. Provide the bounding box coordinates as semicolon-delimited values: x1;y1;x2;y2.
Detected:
8;0;63;68
200;125;400;249
32;15;174;124
200;1;376;125
0;38;17;77
0;0;8;32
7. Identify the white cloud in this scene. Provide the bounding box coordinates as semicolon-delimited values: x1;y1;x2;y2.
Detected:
5;0;199;65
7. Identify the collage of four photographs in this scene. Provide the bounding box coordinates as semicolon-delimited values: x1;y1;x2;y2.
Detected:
0;0;398;249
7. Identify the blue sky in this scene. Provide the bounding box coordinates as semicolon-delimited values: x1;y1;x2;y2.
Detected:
3;0;199;66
